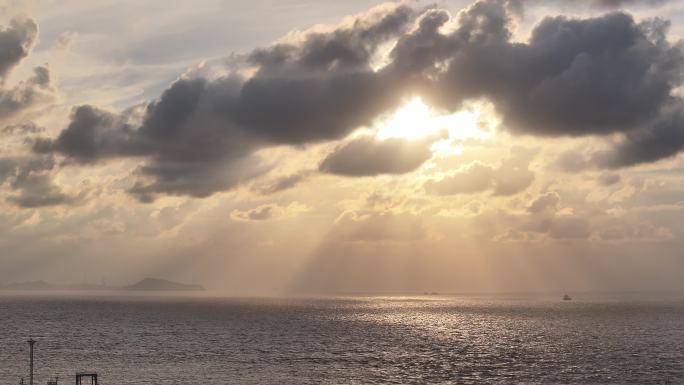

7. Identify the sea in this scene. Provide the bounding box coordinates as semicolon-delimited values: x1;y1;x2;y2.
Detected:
0;293;682;384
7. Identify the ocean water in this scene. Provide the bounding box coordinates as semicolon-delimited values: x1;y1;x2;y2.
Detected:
0;293;682;384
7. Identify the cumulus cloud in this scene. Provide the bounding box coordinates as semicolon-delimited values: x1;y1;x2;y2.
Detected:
0;17;37;82
319;135;436;176
36;4;419;201
413;6;683;137
0;155;53;184
425;162;495;195
0;65;58;123
527;191;560;213
592;105;684;168
1;121;43;136
7;173;75;208
0;18;57;126
230;202;310;221
0;155;74;208
426;148;534;196
32;0;684;202
232;204;274;221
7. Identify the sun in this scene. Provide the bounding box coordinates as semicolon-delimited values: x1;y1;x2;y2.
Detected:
375;97;490;146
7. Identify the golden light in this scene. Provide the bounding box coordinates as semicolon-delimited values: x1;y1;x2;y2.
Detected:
375;97;490;155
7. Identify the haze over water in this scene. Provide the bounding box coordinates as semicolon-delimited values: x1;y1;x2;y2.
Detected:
1;293;682;384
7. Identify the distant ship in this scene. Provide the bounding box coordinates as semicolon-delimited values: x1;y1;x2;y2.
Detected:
563;294;572;301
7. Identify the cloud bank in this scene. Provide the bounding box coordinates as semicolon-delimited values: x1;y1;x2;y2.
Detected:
28;0;684;202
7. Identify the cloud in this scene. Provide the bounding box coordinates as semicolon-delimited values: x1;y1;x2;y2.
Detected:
554;149;592;172
319;136;436;176
36;4;418;201
230;202;310;222
527;191;560;213
232;204;274;221
0;155;54;185
1;121;43;136
412;5;684;138
394;1;684;167
33;0;684;203
0;65;58;123
592;105;684;168
426;148;535;196
0;17;37;82
7;173;75;208
33;104;139;163
597;172;621;186
252;171;313;195
248;3;416;74
0;155;75;208
425;162;495;195
0;19;57;125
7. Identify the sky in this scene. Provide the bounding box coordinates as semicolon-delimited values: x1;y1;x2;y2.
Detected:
2;0;684;294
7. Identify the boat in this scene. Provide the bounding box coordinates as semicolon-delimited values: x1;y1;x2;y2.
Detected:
563;294;572;301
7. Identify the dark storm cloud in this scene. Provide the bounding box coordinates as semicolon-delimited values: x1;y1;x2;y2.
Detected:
0;17;37;82
319;136;436;176
35;0;684;202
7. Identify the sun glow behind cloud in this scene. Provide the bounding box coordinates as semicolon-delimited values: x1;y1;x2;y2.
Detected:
375;97;492;156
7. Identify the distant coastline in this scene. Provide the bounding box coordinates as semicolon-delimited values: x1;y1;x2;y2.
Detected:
0;277;205;292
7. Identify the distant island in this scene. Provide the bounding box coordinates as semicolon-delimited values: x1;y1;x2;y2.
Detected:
121;278;205;291
1;277;205;292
